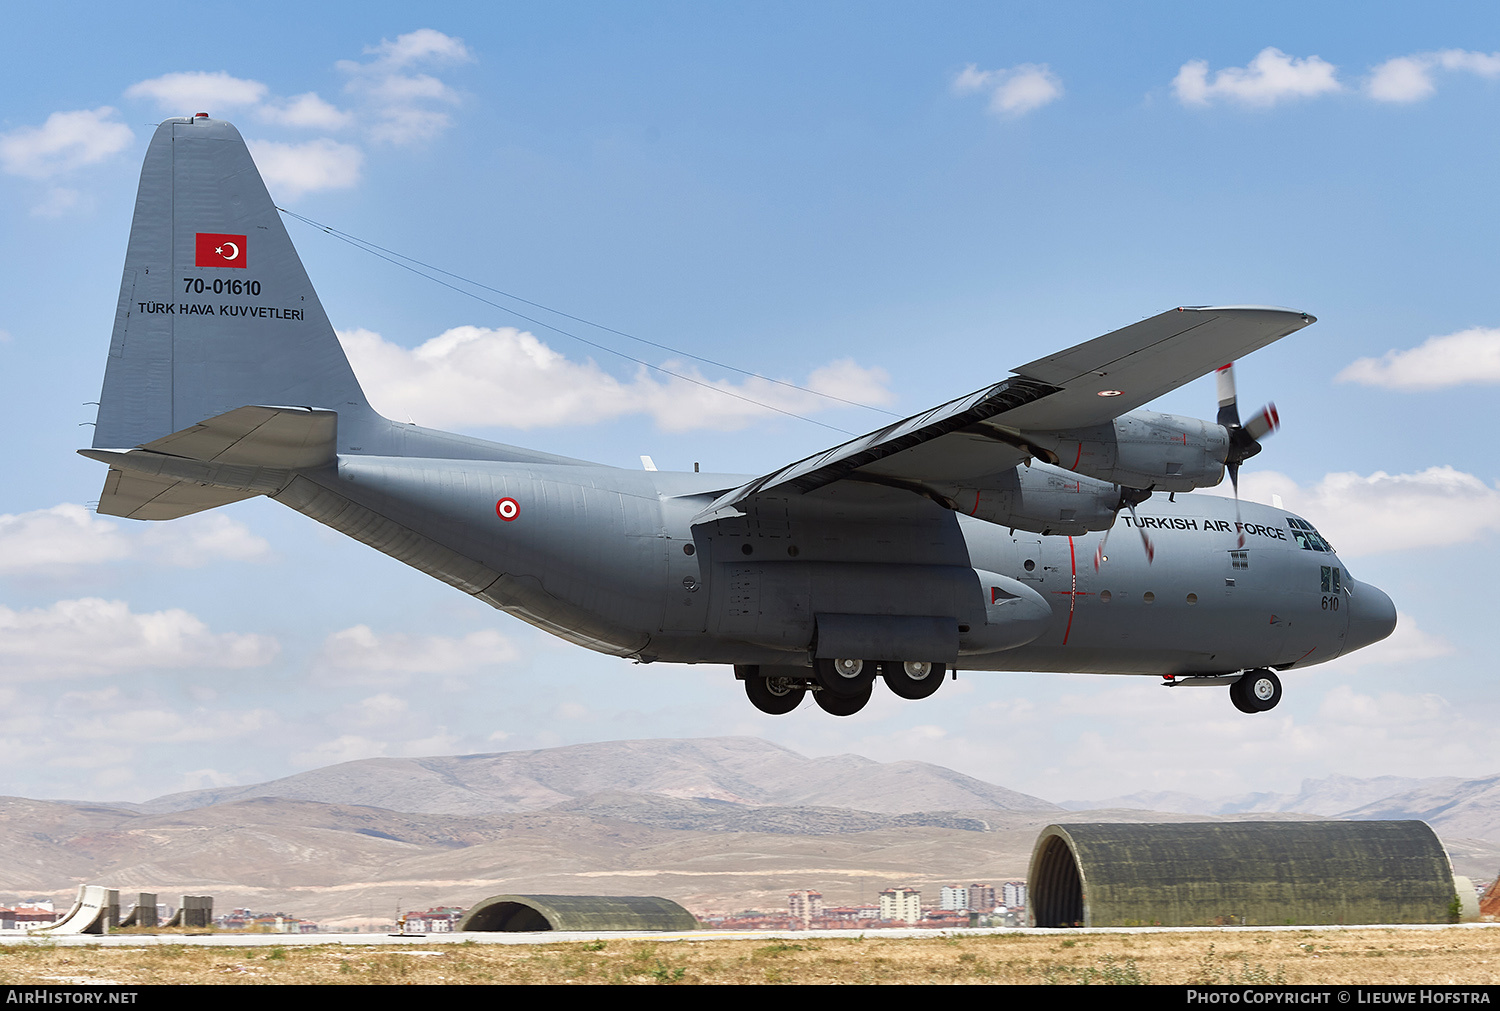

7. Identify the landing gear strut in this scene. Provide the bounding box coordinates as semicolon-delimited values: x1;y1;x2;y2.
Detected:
1230;669;1282;713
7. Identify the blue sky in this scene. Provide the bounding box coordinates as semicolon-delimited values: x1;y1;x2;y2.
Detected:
2;3;1499;805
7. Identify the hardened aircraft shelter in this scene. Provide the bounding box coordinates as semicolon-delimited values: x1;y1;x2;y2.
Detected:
1028;821;1464;928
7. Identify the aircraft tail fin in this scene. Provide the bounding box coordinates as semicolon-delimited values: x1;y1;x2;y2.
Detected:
92;115;378;457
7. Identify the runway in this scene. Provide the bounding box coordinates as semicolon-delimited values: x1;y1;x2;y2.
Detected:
3;922;1498;948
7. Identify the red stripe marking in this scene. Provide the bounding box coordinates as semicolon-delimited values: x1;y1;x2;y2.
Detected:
1071;443;1083;470
1062;537;1076;645
971;490;981;516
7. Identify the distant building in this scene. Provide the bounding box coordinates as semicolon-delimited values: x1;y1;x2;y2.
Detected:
1002;881;1027;909
879;887;921;923
787;890;823;925
968;884;997;912
403;907;464;932
1;903;58;930
940;886;968;911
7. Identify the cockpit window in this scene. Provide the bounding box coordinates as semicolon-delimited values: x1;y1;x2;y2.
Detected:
1287;517;1334;553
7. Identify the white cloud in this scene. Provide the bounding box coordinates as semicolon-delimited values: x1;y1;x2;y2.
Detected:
291;733;389;767
0;503;132;571
0;598;277;680
1211;466;1500;557
0;108;134;179
245;138;363;198
290;728;461;768
1367;56;1437;103
1368;49;1500;103
338;29;472;145
343;692;409;728
1346;612;1454;666
1032;680;1496;802
338;325;894;432
256;92;353;130
0;503;270;573
65;705;274;744
1337;326;1500;390
125;71;269;112
315;624;518;685
31;186;83;218
136;512;273;567
953;63;1063;116
363;28;474;69
1173;48;1342;108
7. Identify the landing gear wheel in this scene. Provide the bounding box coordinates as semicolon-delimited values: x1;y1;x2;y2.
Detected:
884;661;947;700
743;672;806;715
1230;684;1258;714
814;683;872;716
814;657;876;697
1230;669;1282;713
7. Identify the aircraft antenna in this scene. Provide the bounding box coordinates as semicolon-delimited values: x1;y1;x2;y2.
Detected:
279;208;902;432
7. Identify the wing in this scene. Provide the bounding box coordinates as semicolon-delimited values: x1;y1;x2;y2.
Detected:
694;305;1313;522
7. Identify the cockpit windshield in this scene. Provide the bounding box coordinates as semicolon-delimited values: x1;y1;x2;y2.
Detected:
1287;517;1334;553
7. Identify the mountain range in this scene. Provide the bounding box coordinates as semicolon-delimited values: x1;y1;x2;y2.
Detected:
2;737;1495;925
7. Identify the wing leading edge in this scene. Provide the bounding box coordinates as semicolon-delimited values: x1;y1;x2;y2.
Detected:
692;305;1314;524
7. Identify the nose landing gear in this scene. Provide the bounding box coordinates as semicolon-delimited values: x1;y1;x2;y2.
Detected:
1230;669;1282;713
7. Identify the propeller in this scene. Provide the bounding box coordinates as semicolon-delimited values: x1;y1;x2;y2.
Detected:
1216;363;1280;547
1094;486;1155;570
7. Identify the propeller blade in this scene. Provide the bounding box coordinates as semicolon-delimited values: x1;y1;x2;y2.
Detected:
1229;461;1245;548
1243;402;1280;442
1215;363;1240;428
1127;503;1155;564
1093;522;1112;571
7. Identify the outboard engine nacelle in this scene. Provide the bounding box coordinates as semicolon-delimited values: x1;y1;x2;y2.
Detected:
1026;411;1228;493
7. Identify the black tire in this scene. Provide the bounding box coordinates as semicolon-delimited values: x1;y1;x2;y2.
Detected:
1230;669;1282;713
813;657;876;698
814;683;872;716
884;661;947;700
744;672;806;715
1229;679;1258;714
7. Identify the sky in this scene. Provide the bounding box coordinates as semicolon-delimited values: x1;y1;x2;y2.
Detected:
2;2;1499;805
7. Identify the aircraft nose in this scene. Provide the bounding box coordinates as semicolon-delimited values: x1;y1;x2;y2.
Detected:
1344;580;1397;654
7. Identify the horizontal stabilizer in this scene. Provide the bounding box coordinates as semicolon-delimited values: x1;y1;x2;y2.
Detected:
133;405;336;468
95;468;256;520
82;405;336;520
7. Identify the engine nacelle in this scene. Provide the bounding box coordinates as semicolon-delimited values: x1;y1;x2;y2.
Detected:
1025;411;1228;492
933;462;1121;536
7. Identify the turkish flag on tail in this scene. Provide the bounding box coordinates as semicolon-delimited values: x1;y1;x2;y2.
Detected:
195;232;247;268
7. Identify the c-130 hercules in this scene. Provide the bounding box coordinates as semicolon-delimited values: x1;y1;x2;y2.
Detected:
84;116;1396;717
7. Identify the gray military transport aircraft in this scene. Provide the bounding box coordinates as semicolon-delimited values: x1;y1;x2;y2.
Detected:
83;116;1397;718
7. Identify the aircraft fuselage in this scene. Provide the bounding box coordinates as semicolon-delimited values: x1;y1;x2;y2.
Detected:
289;450;1392;678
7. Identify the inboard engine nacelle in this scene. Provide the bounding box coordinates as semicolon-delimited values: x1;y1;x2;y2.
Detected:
1025;411;1229;493
933;462;1121;536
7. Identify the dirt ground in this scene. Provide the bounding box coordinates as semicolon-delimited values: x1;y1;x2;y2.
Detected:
2;927;1498;985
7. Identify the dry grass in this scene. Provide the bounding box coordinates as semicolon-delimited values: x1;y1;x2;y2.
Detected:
1;929;1497;985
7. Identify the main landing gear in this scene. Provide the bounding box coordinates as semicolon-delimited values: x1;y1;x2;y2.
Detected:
737;659;949;716
1229;669;1282;713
